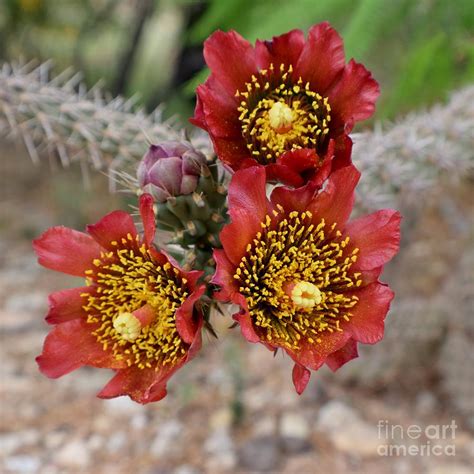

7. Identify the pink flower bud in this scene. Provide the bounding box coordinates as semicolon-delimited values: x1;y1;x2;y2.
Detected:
137;141;207;202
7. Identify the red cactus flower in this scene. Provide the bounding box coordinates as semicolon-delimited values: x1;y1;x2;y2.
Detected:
33;194;205;404
212;166;400;394
191;22;379;187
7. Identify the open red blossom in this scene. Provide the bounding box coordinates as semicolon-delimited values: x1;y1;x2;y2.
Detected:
212;166;400;394
33;194;205;404
191;22;379;187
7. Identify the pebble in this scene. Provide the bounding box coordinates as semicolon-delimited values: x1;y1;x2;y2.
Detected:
0;430;39;455
131;413;148;431
4;291;46;316
175;464;201;474
415;391;438;415
237;436;280;472
280;412;312;453
88;434;104;451
280;412;310;439
55;439;91;468
44;430;66;450
316;400;381;457
252;416;277;436
204;428;236;470
209;407;232;430
4;455;41;473
150;420;183;458
104;394;143;415
106;432;127;454
428;464;472;474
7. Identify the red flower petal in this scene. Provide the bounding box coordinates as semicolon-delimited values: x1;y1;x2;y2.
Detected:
292;363;311;395
175;285;205;344
211;249;240;302
345;210;401;271
278;148;320;174
98;320;203;404
325;339;359;371
331;135;353;172
327;59;380;125
289;330;351;371
203;30;259;95
194;80;241;138
139;193;156;246
232;296;260;344
343;282;394;344
256;28;306;69
265;163;305;187
98;366;174;404
182;269;204;291
45;287;91;324
209;135;252;170
270;181;318;214
33;227;102;277
86;211;137;250
308;164;360;227
36;319;123;378
295;22;346;93
220;166;273;265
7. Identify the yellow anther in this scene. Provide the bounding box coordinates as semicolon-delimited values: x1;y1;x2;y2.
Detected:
268;101;294;131
291;281;322;309
113;312;141;342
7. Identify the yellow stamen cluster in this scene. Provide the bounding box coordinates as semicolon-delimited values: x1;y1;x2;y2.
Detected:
236;63;331;163
82;233;189;369
233;208;361;351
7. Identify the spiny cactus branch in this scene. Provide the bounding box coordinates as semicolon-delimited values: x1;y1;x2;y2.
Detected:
1;61;473;204
352;86;474;211
0;61;188;188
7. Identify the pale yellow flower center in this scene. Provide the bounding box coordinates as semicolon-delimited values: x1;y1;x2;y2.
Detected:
113;312;142;341
268;101;295;131
291;281;322;309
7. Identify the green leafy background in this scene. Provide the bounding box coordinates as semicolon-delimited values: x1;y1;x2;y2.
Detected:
1;0;473;121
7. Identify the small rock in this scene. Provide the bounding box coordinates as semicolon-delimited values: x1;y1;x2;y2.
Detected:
415;391;438;415
280;412;312;453
205;428;236;470
131;413;148;431
428;464;472;474
55;439;91;468
280;412;310;439
4;291;46;316
243;387;273;411
87;434;103;451
44;431;66;450
252;416;277;436
4;455;41;473
238;436;280;472
150;420;182;458
0;430;39;455
210;407;232;430
316;401;381;457
104;394;143;415
175;465;201;474
107;432;126;454
317;400;357;431
66;368;109;394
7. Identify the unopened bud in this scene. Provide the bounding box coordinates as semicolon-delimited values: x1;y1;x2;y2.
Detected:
137;141;207;203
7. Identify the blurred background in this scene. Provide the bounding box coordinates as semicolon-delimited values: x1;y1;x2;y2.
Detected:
1;0;473;473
